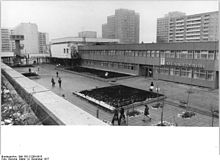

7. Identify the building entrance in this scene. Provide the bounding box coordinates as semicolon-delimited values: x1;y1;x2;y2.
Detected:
139;65;153;77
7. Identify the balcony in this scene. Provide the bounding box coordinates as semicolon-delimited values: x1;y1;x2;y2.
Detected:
186;17;202;21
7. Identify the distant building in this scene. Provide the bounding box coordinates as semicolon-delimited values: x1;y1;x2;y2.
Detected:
102;9;139;44
50;37;120;65
0;28;15;52
39;32;49;54
1;28;15;65
14;23;40;54
12;23;50;64
157;11;219;43
78;31;97;38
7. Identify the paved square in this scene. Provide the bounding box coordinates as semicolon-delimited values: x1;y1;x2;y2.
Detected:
13;64;219;126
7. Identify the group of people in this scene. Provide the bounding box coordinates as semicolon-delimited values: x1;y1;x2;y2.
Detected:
111;107;126;125
51;71;62;88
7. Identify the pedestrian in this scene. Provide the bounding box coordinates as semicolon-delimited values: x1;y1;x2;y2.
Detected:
111;109;119;125
56;71;59;77
29;68;31;73
119;107;126;125
58;77;62;88
51;77;55;87
62;94;65;99
37;66;40;71
149;82;154;92
143;105;151;121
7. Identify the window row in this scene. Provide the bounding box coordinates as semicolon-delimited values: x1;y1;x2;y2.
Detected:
81;50;218;60
156;66;214;80
63;48;69;54
83;60;137;70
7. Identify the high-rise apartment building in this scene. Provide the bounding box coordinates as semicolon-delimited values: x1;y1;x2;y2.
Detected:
14;23;40;54
102;9;139;44
157;11;218;42
39;32;49;54
1;28;11;52
1;28;16;52
78;31;97;38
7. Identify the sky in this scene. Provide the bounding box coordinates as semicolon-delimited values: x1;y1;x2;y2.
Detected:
1;0;218;43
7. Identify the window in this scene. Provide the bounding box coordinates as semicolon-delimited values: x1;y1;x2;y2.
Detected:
194;51;200;59
187;51;193;59
165;51;171;58
176;51;181;58
151;51;155;58
170;51;175;58
200;51;208;59
208;51;214;60
170;68;174;75
174;67;180;76
155;51;160;57
180;51;187;59
160;51;165;58
207;71;214;81
66;48;69;53
64;48;66;53
160;66;169;75
181;68;192;78
194;69;206;80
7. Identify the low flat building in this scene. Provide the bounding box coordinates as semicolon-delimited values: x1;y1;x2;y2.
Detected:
78;41;219;89
50;37;120;59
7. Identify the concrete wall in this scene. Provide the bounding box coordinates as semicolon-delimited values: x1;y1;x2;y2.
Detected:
1;63;107;125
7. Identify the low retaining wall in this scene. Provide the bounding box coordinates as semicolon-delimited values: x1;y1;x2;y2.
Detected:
1;63;107;125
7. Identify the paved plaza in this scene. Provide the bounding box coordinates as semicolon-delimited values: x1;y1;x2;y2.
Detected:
14;64;219;126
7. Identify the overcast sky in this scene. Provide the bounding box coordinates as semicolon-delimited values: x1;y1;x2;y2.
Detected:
1;0;218;42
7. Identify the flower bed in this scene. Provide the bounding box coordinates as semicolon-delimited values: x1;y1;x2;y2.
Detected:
12;64;34;68
66;66;130;79
79;85;164;109
22;72;40;79
1;76;41;125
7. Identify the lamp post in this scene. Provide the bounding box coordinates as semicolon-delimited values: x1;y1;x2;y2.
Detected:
160;90;165;125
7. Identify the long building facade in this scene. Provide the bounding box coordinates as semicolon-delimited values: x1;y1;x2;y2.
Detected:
78;41;219;89
102;9;140;44
157;11;219;43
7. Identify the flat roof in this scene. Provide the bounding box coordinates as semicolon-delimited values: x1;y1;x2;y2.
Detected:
51;37;120;44
79;41;219;51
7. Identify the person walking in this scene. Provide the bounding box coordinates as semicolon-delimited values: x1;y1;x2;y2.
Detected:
149;82;154;92
119;107;126;125
56;71;59;77
143;105;151;121
58;77;62;88
28;68;31;73
111;109;119;125
51;77;55;87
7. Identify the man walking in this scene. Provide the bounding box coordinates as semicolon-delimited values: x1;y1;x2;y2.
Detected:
58;77;62;88
143;105;151;121
51;77;55;87
56;71;59;77
119;107;126;125
111;109;119;125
